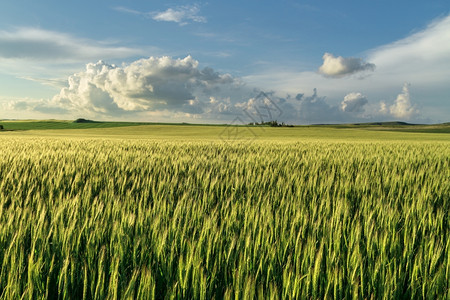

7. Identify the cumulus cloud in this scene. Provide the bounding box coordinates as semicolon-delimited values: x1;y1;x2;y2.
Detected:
341;92;368;113
49;56;240;117
381;83;417;119
0;28;144;62
318;53;375;78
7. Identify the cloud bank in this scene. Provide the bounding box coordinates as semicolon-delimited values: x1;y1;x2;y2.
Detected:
3;54;422;124
318;53;375;78
7;54;382;123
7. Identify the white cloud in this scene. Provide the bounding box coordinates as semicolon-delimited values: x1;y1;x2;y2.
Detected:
385;83;418;119
379;102;388;115
368;14;450;84
151;5;206;24
113;7;142;16
318;53;375;78
19;76;67;88
115;5;206;25
341;92;368;113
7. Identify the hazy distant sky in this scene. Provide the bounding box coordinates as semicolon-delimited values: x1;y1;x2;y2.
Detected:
1;0;449;124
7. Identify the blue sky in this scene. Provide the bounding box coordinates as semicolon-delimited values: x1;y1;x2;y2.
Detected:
1;0;449;124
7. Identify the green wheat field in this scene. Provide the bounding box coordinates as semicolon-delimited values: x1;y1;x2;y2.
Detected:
0;121;449;299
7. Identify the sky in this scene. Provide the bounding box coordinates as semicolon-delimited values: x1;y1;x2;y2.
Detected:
0;0;449;124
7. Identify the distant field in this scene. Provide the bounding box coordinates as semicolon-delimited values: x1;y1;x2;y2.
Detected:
0;121;449;298
1;120;449;142
0;120;155;130
321;122;450;134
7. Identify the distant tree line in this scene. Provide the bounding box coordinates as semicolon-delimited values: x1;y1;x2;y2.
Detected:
73;118;98;123
248;120;294;127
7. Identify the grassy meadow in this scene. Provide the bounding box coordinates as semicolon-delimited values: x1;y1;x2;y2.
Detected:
0;122;449;298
